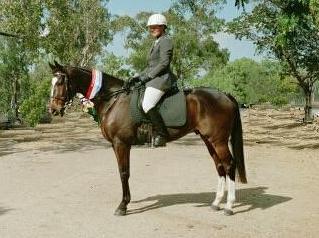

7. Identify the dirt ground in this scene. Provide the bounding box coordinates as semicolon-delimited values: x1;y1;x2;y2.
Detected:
0;108;319;238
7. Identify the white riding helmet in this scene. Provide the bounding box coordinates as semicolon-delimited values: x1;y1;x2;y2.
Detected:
147;13;167;26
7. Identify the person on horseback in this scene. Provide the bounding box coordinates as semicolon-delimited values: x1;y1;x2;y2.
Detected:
133;13;177;147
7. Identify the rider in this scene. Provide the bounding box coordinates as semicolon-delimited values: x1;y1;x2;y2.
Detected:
135;13;177;147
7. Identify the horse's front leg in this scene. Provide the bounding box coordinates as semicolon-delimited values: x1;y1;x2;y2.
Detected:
112;139;131;216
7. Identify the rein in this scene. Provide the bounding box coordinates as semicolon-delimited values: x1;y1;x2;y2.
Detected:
52;67;136;111
98;88;128;102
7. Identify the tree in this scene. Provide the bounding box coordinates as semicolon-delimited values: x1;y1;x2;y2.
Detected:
114;0;229;87
235;0;250;8
42;0;113;66
228;0;319;121
189;58;298;105
0;37;30;121
0;0;114;66
0;1;44;122
168;0;229;86
97;52;132;79
0;1;116;126
0;0;43;60
0;32;21;38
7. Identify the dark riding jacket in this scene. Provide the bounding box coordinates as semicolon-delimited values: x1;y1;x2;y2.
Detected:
141;34;177;92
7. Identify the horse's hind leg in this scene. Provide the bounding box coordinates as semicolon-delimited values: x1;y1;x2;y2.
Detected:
200;135;226;211
212;176;226;211
112;139;131;216
201;133;236;215
214;142;236;216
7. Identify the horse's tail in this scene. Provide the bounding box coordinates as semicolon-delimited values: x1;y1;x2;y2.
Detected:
228;94;247;184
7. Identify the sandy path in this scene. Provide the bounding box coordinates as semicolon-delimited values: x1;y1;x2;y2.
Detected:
0;109;319;238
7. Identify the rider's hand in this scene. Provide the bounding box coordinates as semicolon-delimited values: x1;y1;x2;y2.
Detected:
139;74;150;83
123;76;140;89
130;76;141;84
134;80;144;88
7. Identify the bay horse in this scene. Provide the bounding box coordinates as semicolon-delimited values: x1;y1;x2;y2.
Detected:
48;61;247;216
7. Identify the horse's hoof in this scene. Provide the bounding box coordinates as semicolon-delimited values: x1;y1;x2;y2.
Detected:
210;204;221;211
224;209;234;216
114;208;127;216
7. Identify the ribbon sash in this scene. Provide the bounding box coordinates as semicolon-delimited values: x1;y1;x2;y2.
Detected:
86;69;103;99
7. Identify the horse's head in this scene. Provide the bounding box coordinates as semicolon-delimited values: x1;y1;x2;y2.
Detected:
48;61;74;116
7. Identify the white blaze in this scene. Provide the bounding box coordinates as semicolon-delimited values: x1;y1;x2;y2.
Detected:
51;77;58;97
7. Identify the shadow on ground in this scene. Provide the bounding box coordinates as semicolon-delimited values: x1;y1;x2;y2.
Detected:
128;186;292;215
0;206;13;216
171;134;203;146
0;137;110;157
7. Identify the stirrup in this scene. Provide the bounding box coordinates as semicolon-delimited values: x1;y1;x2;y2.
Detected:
153;135;166;147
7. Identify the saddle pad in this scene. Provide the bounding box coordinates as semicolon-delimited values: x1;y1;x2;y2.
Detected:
130;87;187;127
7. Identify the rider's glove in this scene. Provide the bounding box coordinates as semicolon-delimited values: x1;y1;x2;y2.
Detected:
139;74;151;83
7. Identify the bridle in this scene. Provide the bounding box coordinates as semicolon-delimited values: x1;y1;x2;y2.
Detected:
51;72;73;106
51;68;133;112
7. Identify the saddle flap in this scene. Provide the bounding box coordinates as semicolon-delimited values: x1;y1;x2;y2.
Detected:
130;87;187;127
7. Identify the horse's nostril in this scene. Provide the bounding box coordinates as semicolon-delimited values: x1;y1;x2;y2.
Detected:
60;108;65;117
50;108;59;116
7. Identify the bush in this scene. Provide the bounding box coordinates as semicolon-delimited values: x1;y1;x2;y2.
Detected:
19;78;51;127
188;58;298;106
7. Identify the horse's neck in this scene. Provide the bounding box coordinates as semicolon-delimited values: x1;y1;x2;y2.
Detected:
103;73;124;92
69;68;124;96
94;74;126;116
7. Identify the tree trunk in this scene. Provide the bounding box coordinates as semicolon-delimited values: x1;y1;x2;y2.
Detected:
303;88;313;123
11;76;20;122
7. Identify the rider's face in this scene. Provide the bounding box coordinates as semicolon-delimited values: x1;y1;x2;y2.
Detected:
149;25;165;38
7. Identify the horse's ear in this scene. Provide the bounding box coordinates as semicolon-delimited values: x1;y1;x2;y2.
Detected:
48;62;55;71
54;60;61;68
54;60;65;72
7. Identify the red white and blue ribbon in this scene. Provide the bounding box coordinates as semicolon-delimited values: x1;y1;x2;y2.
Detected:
86;69;103;100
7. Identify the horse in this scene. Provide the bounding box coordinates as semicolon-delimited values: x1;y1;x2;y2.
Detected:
48;61;247;216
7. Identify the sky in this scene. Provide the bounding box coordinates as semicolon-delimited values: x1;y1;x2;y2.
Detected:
106;0;264;61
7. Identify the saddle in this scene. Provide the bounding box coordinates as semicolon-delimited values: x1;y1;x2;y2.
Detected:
130;86;187;127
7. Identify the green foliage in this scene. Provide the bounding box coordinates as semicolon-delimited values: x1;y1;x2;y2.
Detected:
0;1;115;126
169;0;229;84
98;52;132;79
0;0;43;61
0;38;29;120
42;0;113;66
114;0;229;87
310;0;319;27
19;78;51;127
18;60;54;127
2;0;316;126
0;75;12;117
0;0;114;66
228;0;319;120
190;58;298;105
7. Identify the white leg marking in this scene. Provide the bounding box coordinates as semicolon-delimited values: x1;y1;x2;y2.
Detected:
225;175;236;210
50;77;58;97
212;176;225;207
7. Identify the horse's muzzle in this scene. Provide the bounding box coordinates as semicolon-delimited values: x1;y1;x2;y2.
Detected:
49;104;65;117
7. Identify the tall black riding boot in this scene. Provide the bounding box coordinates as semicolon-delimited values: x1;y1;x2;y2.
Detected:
146;108;168;147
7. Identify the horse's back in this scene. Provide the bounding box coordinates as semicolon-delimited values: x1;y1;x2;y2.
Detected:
184;87;237;112
183;87;238;137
